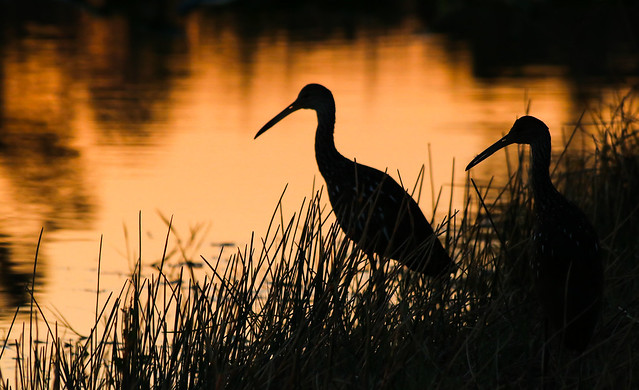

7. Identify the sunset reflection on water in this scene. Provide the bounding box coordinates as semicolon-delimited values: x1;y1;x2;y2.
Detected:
0;4;629;341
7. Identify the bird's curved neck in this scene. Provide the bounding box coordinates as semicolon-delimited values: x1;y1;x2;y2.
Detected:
529;134;560;209
314;105;347;174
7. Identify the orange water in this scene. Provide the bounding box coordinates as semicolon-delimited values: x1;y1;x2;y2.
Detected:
0;8;629;348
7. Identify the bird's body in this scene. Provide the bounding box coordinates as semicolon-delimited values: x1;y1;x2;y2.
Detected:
533;191;603;351
466;116;604;351
255;84;453;277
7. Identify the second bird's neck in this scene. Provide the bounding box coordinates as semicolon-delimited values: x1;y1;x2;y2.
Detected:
529;136;563;212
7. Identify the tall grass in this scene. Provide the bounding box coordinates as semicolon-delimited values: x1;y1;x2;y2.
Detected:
1;90;638;389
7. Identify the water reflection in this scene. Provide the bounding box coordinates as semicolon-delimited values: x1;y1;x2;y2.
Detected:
79;17;186;146
0;2;636;334
0;19;97;319
0;238;31;315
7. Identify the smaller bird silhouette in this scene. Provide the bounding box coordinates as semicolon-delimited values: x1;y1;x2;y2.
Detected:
255;84;454;277
465;115;604;351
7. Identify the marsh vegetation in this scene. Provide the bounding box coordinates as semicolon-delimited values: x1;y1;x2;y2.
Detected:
1;91;638;389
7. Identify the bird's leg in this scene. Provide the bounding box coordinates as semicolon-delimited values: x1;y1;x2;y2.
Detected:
367;252;386;312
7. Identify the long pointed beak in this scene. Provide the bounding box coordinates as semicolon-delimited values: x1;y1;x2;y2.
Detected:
465;133;514;171
254;101;301;139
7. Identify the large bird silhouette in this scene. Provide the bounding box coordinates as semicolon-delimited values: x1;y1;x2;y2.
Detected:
255;84;453;277
466;115;604;351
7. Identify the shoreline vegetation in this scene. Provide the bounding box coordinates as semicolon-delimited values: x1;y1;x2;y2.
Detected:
1;89;638;388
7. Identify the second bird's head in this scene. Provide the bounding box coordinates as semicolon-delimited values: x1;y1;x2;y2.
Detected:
255;84;334;139
465;115;550;171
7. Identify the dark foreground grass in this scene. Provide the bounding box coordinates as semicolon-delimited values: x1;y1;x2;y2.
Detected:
1;91;638;389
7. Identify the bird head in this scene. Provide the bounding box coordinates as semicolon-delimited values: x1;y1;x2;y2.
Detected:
506;116;550;145
293;84;333;109
254;84;333;139
465;115;549;171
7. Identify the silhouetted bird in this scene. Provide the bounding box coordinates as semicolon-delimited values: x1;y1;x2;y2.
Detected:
465;115;604;351
255;84;453;277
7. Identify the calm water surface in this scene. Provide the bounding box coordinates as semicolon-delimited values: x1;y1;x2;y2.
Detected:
0;3;635;346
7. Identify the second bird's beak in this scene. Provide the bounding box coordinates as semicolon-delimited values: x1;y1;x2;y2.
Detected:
254;101;303;139
465;132;515;171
